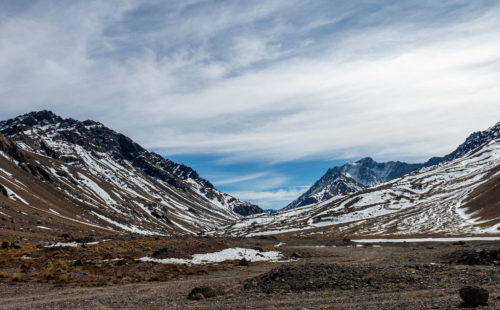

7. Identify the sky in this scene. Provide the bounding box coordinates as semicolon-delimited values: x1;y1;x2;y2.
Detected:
1;0;500;209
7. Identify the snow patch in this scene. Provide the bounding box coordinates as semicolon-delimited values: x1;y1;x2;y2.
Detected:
138;247;284;265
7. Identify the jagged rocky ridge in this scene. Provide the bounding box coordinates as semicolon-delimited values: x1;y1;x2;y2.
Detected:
222;121;500;237
284;158;426;210
284;123;500;211
0;111;261;237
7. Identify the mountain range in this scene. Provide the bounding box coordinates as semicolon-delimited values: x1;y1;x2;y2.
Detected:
284;123;500;211
223;121;500;237
0;111;261;239
0;110;498;239
283;158;427;210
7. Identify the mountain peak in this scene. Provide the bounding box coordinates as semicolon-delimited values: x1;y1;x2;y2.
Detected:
283;157;424;210
18;110;62;125
0;111;262;218
355;157;376;165
442;121;500;162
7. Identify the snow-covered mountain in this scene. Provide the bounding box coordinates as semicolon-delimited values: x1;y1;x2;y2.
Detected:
284;122;500;211
221;122;500;237
0;111;261;238
283;158;424;210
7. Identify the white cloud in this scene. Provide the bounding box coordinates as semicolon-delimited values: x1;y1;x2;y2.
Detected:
232;186;309;209
213;172;268;185
0;0;499;165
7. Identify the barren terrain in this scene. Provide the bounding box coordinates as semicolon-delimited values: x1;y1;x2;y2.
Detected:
1;236;499;309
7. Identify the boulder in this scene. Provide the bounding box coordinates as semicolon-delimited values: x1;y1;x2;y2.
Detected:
187;286;217;300
459;286;488;307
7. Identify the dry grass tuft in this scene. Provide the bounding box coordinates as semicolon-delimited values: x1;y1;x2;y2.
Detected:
45;263;56;280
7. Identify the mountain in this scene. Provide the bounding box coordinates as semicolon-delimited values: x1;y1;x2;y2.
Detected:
283;158;424;210
221;121;500;237
0;110;261;239
283;123;500;211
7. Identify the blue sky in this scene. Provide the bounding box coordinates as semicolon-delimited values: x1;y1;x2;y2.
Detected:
1;1;500;208
167;154;351;209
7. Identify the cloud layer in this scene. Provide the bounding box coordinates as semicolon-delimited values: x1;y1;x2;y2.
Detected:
1;0;499;166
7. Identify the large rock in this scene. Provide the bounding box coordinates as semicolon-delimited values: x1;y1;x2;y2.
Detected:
187;286;217;300
459;286;488;307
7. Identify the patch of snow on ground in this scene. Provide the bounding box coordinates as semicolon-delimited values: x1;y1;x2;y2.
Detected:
45;242;80;248
138;247;284;265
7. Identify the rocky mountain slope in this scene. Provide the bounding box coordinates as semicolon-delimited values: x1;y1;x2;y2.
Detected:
221;122;500;237
283;122;500;212
283;158;425;210
0;111;261;239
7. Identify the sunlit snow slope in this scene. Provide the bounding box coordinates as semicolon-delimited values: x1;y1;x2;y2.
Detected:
222;122;500;237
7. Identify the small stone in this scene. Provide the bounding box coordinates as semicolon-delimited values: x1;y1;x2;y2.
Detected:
459;286;488;307
239;258;249;266
10;241;21;249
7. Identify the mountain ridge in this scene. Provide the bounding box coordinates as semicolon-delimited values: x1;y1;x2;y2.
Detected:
283;157;426;210
284;122;500;211
222;121;500;237
0;110;262;217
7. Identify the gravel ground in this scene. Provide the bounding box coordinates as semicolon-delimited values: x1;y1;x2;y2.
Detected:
0;239;499;309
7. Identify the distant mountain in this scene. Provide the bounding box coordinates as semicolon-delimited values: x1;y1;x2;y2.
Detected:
0;110;261;238
283;123;500;212
224;121;500;237
283;158;425;210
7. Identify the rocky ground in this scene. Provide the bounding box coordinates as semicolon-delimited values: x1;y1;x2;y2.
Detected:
0;236;499;309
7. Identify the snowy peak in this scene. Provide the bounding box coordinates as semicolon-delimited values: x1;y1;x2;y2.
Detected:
284;122;500;212
225;121;500;237
0;111;262;235
283;157;422;210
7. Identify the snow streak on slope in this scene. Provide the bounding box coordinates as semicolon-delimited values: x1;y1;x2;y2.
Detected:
222;131;500;237
0;111;261;236
283;158;425;210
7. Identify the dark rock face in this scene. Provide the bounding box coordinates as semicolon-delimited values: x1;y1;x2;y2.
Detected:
232;203;262;216
0;133;26;162
0;110;262;217
444;122;500;162
459;286;489;307
0;184;8;197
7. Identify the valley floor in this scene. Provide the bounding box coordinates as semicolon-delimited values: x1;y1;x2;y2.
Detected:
0;236;499;309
